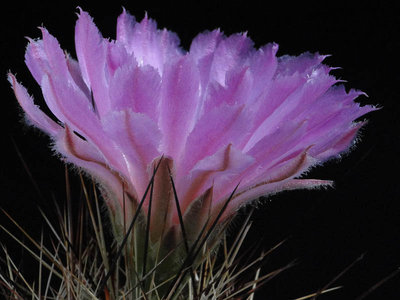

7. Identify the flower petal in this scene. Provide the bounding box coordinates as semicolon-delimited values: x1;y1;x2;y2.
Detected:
40;73;127;175
54;125;136;211
65;56;91;99
109;64;161;122
203;33;254;86
179;103;253;177
189;29;223;62
223;147;320;217
244;65;337;151
101;110;161;198
204;66;253;111
75;8;110;117
179;144;254;213
276;52;327;77
239;120;309;185
312;122;364;160
291;87;378;158
116;8;136;45
158;55;201;158
248;43;279;98
105;40;132;77
116;9;182;73
25;28;69;85
8;74;60;135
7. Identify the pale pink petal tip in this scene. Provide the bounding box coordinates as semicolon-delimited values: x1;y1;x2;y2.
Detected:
8;73;60;135
10;8;377;228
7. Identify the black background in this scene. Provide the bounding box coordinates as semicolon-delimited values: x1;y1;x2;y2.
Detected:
1;1;399;299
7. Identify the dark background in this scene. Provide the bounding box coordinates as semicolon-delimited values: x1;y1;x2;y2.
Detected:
1;1;398;299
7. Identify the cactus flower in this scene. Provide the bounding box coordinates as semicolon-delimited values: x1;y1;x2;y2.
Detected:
9;8;375;246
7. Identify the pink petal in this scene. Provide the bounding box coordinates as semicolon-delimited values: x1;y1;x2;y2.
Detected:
242;120;309;183
206;33;254;86
116;9;182;73
203;66;253;111
178;103;253;177
40;73;92;130
8;74;61;135
116;8;136;46
24;28;91;102
101;110;161;198
312;122;364;160
75;8;110;117
105;40;131;77
65;56;91;99
292;88;378;158
40;74;127;175
223;148;321;217
109;64;161;122
158;55;201;158
245;52;328;139
179;144;254;213
189;29;223;62
244;66;337;151
276;52;327;77
248;43;279;98
292;86;363;128
218;124;312;202
54;125;136;211
250;146;316;186
189;30;223;89
249;72;308;137
25;28;69;84
25;38;47;84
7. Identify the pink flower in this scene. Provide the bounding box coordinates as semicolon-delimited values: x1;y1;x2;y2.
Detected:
9;8;375;240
